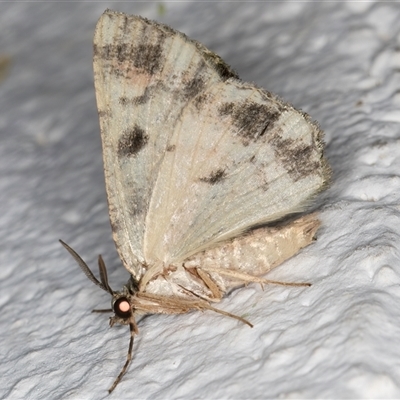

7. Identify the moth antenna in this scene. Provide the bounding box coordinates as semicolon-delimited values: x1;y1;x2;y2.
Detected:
108;317;139;393
98;254;114;294
92;309;113;313
59;240;111;293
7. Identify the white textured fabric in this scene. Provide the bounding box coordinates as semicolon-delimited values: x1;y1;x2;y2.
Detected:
1;2;400;399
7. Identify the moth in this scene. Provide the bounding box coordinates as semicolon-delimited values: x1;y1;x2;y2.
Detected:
60;9;330;393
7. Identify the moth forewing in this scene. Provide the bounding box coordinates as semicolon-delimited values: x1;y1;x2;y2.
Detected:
61;9;331;393
93;10;237;278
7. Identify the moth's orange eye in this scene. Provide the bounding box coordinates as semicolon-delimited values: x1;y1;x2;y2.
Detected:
114;297;131;318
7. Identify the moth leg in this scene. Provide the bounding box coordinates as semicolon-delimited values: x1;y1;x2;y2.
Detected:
205;303;253;327
195;267;223;300
108;317;139;393
201;266;311;288
135;292;252;327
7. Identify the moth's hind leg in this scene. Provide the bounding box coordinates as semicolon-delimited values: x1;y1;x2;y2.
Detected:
194;267;223;301
200;266;311;290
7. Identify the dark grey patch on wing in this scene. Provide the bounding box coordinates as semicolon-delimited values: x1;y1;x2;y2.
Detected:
118;125;149;157
93;44;102;58
94;39;166;76
219;101;281;145
166;145;176;152
119;97;129;106
192;93;211;110
119;14;238;82
110;219;121;235
128;194;149;217
119;14;130;35
98;110;111;118
182;76;205;101
132;94;149;105
132;42;165;74
118;81;167;106
269;134;320;182
119;93;148;106
199;169;226;184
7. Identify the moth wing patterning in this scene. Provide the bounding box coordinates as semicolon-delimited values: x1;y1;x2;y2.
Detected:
94;10;237;278
93;10;330;277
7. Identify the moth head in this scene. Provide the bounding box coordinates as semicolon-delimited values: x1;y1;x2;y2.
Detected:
59;240;136;322
109;288;135;326
59;239;139;392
